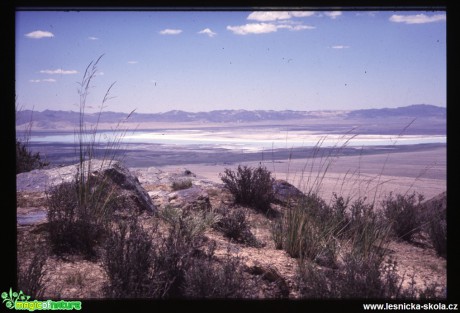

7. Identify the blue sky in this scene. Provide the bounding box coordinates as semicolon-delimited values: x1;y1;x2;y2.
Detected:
15;10;446;114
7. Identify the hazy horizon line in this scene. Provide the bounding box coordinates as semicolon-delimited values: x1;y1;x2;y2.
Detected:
18;103;445;115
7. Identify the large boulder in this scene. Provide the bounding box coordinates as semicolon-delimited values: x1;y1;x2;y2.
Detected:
272;179;304;205
17;160;156;213
168;186;211;211
102;162;157;213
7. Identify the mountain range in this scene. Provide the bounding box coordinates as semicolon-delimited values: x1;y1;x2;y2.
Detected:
16;104;445;128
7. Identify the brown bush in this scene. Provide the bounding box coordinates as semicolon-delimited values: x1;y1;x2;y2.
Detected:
220;165;275;213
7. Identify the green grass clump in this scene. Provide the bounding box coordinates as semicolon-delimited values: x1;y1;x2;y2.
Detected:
171;179;193;191
273;194;340;266
46;55;131;259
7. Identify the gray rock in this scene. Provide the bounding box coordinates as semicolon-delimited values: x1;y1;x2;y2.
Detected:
17;160;156;213
103;163;157;213
272;179;304;205
168;186;211;210
17;159;110;192
132;166;169;185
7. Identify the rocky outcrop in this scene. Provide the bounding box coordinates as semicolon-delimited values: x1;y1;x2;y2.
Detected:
169;186;211;210
17;160;156;213
102;162;157;213
149;186;211;211
17;159;111;192
272;179;305;205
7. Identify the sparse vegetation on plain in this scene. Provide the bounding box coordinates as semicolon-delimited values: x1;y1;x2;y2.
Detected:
103;206;249;298
18;152;447;300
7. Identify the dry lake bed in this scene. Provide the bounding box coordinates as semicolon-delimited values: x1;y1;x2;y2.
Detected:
26;123;446;204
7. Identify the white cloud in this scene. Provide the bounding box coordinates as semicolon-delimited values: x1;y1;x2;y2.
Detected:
389;13;446;24
290;12;316;18
25;30;54;39
325;11;342;19
332;45;350;49
198;28;217;37
39;69;78;75
230;12;317;35
227;23;278;35
227;22;315;35
88;36;99;40
247;11;315;21
127;61;138;64
29;80;41;83
159;29;182;35
247;12;292;21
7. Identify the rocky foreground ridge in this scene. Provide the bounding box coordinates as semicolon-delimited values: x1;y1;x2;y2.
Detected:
16;161;447;299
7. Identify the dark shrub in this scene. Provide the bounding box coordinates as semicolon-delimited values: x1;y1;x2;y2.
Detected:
347;198;391;259
382;192;424;242
102;208;252;299
16;139;48;174
297;254;402;299
424;195;446;258
214;207;263;248
18;248;47;298
46;176;115;258
220;165;274;213
427;215;447;258
103;218;153;298
183;243;249;298
149;208;213;298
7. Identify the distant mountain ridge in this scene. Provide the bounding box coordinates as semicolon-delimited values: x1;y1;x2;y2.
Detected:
346;104;446;119
16;104;445;127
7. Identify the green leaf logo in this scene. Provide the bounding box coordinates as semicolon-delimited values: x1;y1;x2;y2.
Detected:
2;288;30;310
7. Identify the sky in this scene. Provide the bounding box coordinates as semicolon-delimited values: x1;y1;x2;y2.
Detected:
15;10;446;114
